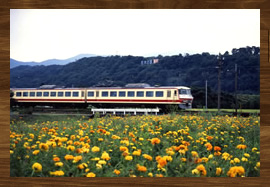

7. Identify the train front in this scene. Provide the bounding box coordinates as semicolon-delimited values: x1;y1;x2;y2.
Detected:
178;87;193;109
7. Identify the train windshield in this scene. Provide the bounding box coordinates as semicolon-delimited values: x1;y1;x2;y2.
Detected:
179;89;191;95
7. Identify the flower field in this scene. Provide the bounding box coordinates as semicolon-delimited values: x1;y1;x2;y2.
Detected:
10;113;260;177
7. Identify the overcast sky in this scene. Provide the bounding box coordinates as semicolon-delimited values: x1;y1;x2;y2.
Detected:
10;9;260;62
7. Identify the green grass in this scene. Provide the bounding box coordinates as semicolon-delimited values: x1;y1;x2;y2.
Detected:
186;108;260;113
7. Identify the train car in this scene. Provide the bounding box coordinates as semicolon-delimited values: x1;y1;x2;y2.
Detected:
85;86;193;109
11;88;87;108
10;85;193;109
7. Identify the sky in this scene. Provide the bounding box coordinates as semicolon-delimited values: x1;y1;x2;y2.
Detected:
10;9;260;62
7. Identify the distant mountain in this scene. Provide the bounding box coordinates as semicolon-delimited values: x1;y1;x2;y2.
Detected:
10;54;97;69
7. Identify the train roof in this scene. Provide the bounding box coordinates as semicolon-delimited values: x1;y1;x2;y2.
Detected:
10;86;191;90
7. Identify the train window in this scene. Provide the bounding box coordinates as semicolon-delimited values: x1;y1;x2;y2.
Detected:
16;92;22;97
23;92;28;97
180;89;187;95
30;92;35;97
146;91;153;97
119;91;126;97
81;91;84;97
88;91;94;97
50;92;56;97
102;91;108;97
37;92;42;97
156;91;163;97
65;92;71;97
96;91;99;97
128;91;135;97
136;91;144;97
43;92;49;97
174;90;177;96
167;90;171;97
58;92;64;97
73;92;79;97
110;91;117;97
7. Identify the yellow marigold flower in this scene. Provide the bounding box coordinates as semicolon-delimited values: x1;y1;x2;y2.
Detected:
256;162;260;168
96;163;102;169
216;167;222;176
208;154;213;159
163;155;172;162
67;145;75;151
241;157;248;162
181;158;186;162
137;165;147;172
32;150;40;155
98;160;106;165
139;137;144;141
196;164;207;176
234;158;240;163
252;147;258;152
91;157;100;161
50;170;65;176
10;150;14;154
101;151;111;161
222;152;231;160
98;138;104;142
29;133;34;139
111;135;120;139
230;160;235;165
39;143;49;151
192;169;199;175
244;153;250;158
114;169;121;175
32;162;42;173
64;155;74;161
191;151;198;157
125;156;133;161
227;166;245;177
236;144;247;150
55;162;63;167
202;157;208;163
132;150;141;156
148;172;153;177
151;138;161;145
143;154;153;161
91;146;100;153
86;172;96;177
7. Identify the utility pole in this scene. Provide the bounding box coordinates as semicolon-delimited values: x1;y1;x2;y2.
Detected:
205;80;207;109
217;53;224;112
235;64;238;115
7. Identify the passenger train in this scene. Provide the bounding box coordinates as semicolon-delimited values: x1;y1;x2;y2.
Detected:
10;85;193;110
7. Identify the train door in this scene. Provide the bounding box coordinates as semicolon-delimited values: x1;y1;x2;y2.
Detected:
173;89;178;101
167;90;172;101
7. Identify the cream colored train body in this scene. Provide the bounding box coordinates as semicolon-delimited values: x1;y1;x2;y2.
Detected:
11;86;193;109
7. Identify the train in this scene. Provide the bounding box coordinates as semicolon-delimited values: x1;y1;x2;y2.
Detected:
10;84;193;110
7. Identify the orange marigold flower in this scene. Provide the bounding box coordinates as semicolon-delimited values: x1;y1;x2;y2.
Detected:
206;136;213;141
216;167;222;176
120;146;128;152
214;151;222;156
195;158;202;164
155;174;164;177
137;165;147;172
236;144;247;150
196;164;207;176
214;146;221;152
101;151;111;161
205;143;213;151
32;162;42;173
53;157;60;162
143;154;153;161
64;155;74;160
157;157;167;168
114;169;120;175
73;155;83;163
39;143;49;151
151;138;161;145
227;166;245;177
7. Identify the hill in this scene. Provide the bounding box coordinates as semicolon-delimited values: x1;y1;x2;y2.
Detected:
10;54;96;69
